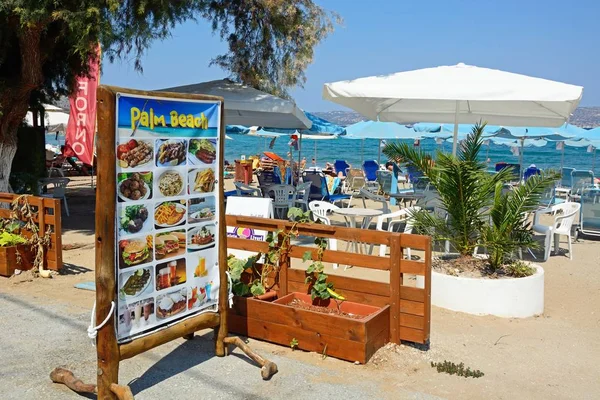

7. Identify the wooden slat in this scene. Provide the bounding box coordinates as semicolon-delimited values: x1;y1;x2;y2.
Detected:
400;259;426;275
278;234;289;297
237;297;368;342
422;236;432;343
364;305;390;342
226;214;392;245
400;233;430;250
287;281;389;308
226;237;269;253
399;326;426;344
400;313;424;330
365;323;390;362
389;235;401;343
287;269;390;297
228;314;369;363
288;246;390;271
400;300;425;316
400;286;425;302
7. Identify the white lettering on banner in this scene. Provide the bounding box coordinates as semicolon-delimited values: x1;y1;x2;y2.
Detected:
75;96;88;111
77;112;87;126
65;48;98;166
77;80;89;95
72;142;85;155
75;127;87;142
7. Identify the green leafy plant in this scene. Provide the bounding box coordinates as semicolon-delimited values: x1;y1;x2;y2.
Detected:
0;195;52;277
481;173;559;271
431;360;484;378
0;231;27;247
504;260;536;278
384;123;557;274
227;207;336;298
290;338;299;350
384;122;512;257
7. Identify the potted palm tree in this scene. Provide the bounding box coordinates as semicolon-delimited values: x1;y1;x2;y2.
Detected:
384;123;558;318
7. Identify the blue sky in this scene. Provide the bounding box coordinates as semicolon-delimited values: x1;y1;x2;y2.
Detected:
102;0;599;111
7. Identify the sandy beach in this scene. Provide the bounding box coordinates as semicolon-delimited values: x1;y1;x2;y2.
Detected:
1;176;599;399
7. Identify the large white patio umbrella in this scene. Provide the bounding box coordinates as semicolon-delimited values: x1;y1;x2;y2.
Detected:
162;79;312;129
323;63;583;155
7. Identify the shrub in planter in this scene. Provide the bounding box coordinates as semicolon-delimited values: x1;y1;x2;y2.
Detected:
384;122;559;277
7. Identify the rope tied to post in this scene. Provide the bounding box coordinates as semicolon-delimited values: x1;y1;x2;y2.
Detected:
87;300;115;344
226;271;234;308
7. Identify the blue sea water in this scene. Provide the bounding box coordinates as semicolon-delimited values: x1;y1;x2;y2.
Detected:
45;133;599;175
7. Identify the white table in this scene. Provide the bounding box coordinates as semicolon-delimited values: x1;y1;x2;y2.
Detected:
333;207;383;255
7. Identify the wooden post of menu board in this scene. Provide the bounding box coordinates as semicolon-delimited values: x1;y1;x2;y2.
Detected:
50;86;277;400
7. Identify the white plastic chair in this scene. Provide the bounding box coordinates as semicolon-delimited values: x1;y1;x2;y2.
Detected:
375;206;420;259
267;184;295;219
38;177;70;216
309;200;339;268
359;187;390;214
294;182;312;211
532;202;580;261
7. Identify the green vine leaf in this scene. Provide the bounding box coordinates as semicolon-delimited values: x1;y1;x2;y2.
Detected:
302;250;313;262
250;281;266;296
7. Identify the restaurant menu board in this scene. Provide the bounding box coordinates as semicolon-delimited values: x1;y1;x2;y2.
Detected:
114;93;221;342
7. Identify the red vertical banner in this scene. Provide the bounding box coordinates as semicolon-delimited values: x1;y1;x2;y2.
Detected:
65;46;100;165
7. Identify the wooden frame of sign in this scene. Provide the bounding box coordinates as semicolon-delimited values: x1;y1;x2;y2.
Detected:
50;86;276;400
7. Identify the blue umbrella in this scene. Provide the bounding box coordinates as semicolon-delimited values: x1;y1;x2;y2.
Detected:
344;120;421;163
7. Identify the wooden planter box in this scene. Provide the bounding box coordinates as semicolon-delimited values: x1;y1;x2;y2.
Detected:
0;244;35;277
228;292;390;363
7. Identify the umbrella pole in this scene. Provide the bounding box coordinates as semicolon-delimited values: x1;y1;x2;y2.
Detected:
560;145;565;172
593;148;597;172
519;138;524;183
314;141;317;166
377;139;382;165
297;131;303;181
361;139;364;163
451;101;459;156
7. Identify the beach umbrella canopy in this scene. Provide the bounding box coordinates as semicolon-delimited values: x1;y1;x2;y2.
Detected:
344;120;419;139
343;120;420;164
492;126;574;141
576;126;600;141
323;63;583;155
162;79;312;129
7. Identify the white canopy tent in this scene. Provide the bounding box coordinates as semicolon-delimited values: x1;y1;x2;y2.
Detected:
25;104;70;132
162;79;312;129
323;63;583;155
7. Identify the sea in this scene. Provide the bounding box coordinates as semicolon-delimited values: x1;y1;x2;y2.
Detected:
46;133;598;174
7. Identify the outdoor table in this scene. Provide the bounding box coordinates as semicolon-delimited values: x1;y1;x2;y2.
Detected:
333;207;383;255
387;192;425;208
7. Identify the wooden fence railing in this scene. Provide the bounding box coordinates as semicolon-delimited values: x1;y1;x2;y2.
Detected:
0;193;62;271
226;215;431;345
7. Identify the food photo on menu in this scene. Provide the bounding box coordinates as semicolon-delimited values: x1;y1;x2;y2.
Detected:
117;139;153;168
187;224;215;252
156;168;185;198
192;254;209;278
119;266;154;300
118;172;152;202
118;297;155;336
188;167;215;194
154;229;186;260
187;139;216;165
187;196;215;224
154;200;186;229
118;204;152;236
156;139;187;167
156;288;188;320
118;235;153;269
